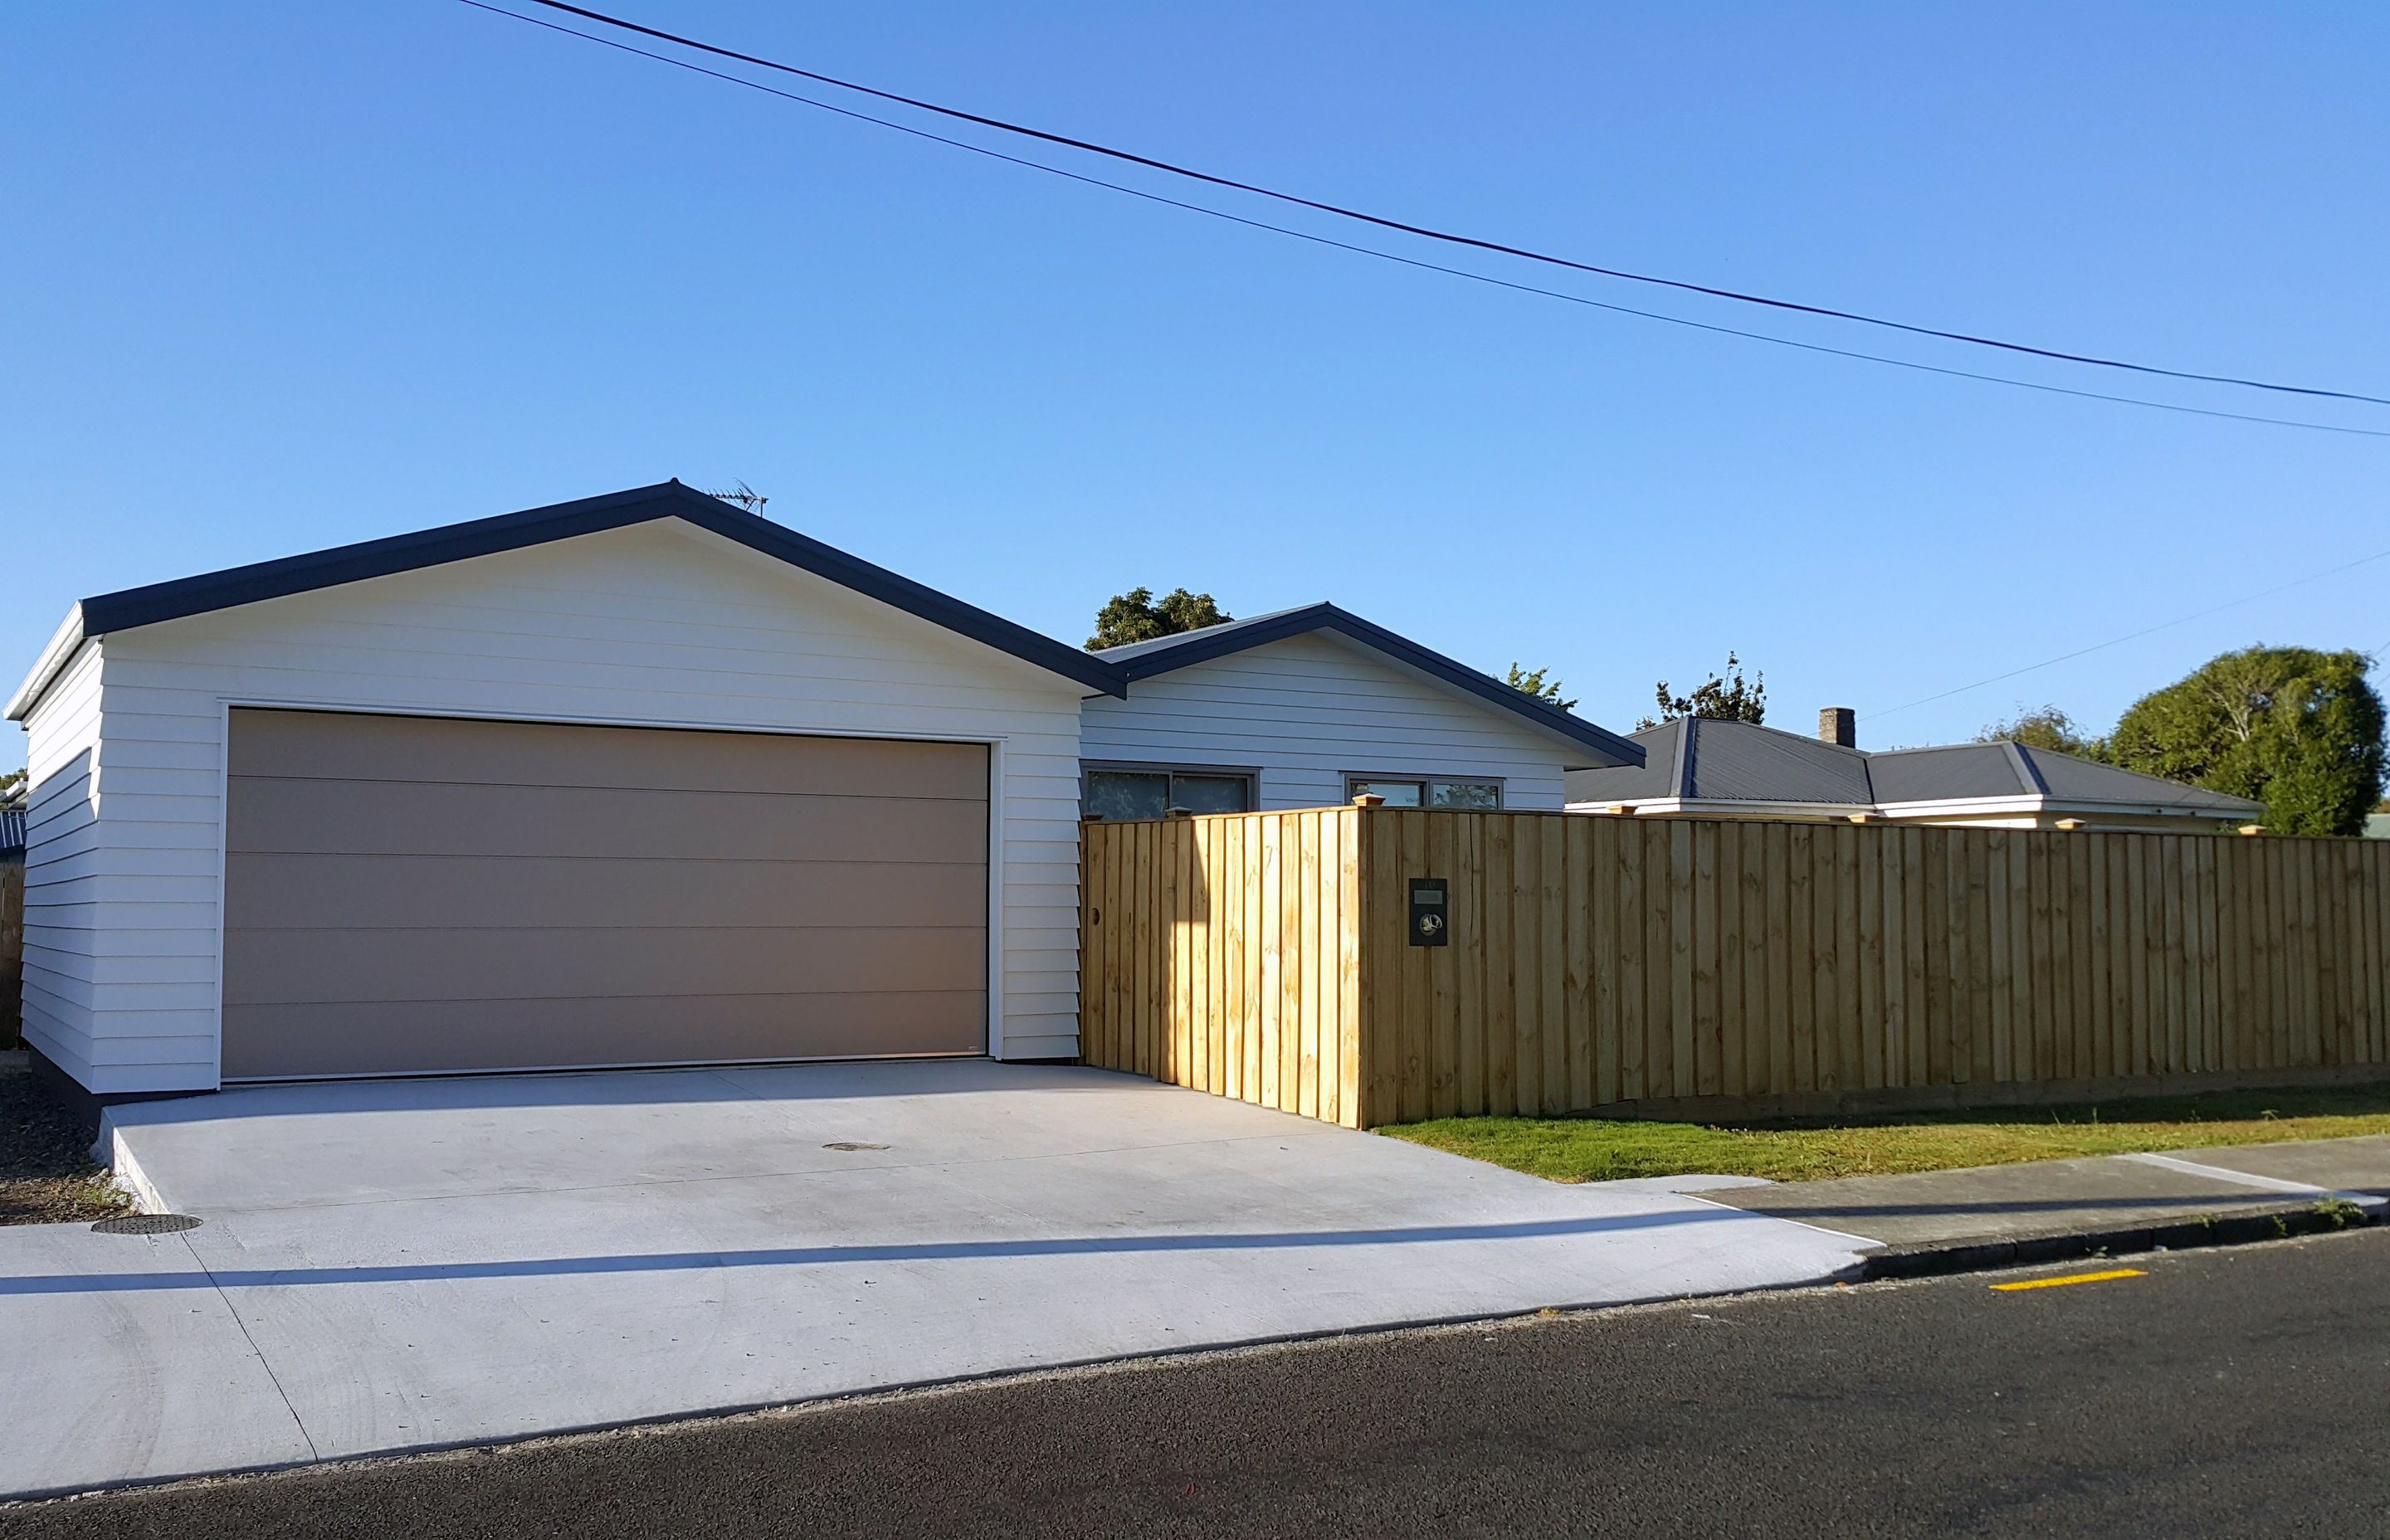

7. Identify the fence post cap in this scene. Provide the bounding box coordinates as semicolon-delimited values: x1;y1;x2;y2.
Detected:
1164;807;1193;819
1351;793;1385;808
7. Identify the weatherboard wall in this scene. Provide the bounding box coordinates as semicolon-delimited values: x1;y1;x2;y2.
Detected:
1079;631;1575;811
29;519;1090;1094
15;640;108;1084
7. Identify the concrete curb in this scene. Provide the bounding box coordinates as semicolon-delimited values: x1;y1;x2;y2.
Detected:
1858;1194;2386;1281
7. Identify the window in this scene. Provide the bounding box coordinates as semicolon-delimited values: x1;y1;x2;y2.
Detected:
1345;777;1502;810
1084;767;1255;820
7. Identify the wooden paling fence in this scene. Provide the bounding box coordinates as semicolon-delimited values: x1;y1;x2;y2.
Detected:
1078;807;2390;1129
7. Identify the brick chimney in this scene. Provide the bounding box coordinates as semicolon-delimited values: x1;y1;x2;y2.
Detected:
1818;707;1856;748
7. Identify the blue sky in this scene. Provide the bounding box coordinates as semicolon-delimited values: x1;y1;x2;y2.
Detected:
7;3;2386;770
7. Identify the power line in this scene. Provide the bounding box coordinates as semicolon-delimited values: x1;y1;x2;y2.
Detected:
1868;543;2390;720
519;0;2390;412
457;2;2390;441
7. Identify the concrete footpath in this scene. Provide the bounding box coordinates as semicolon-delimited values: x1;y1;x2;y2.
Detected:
1705;1134;2390;1276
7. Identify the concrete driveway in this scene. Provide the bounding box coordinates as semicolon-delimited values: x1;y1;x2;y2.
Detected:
0;1061;1871;1498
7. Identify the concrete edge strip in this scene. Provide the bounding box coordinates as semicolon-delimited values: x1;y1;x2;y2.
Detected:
1678;1190;1885;1250
2117;1150;2339;1196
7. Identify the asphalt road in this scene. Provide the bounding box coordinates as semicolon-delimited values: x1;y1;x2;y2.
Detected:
8;1228;2387;1538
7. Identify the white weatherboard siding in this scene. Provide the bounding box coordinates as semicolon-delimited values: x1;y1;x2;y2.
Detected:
17;640;108;1087
39;520;1087;1094
1080;631;1577;810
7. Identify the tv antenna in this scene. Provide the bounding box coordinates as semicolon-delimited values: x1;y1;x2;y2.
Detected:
707;480;768;514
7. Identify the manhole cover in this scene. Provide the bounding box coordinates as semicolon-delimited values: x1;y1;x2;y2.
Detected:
91;1214;203;1235
822;1142;890;1153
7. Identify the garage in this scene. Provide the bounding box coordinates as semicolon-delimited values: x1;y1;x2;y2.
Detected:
9;484;1119;1096
220;707;991;1079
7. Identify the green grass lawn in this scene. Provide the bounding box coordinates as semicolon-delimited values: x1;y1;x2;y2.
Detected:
1378;1084;2390;1185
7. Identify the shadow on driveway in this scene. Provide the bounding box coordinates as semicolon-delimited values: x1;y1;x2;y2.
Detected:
0;1208;1758;1296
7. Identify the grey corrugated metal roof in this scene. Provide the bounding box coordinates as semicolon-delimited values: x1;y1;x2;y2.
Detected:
2017;746;2262;813
1866;743;2030;803
1566;720;2264;818
0;807;24;857
1565;719;1869;807
1866;741;2261;812
1684;719;1873;804
1558;722;1683;802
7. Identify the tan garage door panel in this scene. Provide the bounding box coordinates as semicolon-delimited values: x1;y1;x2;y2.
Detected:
222;709;989;1079
227;780;990;862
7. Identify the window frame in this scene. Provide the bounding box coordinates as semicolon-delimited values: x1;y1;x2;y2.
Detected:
1080;762;1261;820
1343;774;1506;810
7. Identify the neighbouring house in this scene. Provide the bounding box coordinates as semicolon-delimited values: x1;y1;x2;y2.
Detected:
1083;605;1638;817
1564;708;2262;831
5;482;1640;1104
2368;812;2390;840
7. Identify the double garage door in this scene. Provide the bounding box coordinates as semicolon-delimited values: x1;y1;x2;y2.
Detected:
221;709;989;1080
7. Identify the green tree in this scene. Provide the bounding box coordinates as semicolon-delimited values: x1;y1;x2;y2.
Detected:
1975;704;2103;758
2107;645;2386;836
1637;651;1764;730
1085;587;1231;651
0;768;22;811
1505;664;1577;712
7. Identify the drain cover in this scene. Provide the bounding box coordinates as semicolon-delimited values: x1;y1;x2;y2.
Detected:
91;1214;203;1235
822;1142;890;1153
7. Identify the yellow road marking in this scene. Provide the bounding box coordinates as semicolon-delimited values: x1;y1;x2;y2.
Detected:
1991;1268;2147;1292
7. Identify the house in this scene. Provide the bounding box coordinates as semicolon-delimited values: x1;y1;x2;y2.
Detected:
1564;709;2262;831
1084;605;1637;816
6;482;1639;1104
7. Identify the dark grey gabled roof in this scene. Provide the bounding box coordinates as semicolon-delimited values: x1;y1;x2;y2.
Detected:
8;482;1126;719
1095;602;1643;768
1566;717;2261;817
7;487;1650;771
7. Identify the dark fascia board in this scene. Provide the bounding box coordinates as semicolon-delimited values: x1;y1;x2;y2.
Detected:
22;482;1124;714
1108;602;1644;768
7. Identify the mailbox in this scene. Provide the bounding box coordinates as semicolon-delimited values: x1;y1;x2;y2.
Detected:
1407;878;1448;947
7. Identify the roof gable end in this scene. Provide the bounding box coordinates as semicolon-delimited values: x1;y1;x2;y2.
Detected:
1097;602;1641;767
10;482;1124;719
